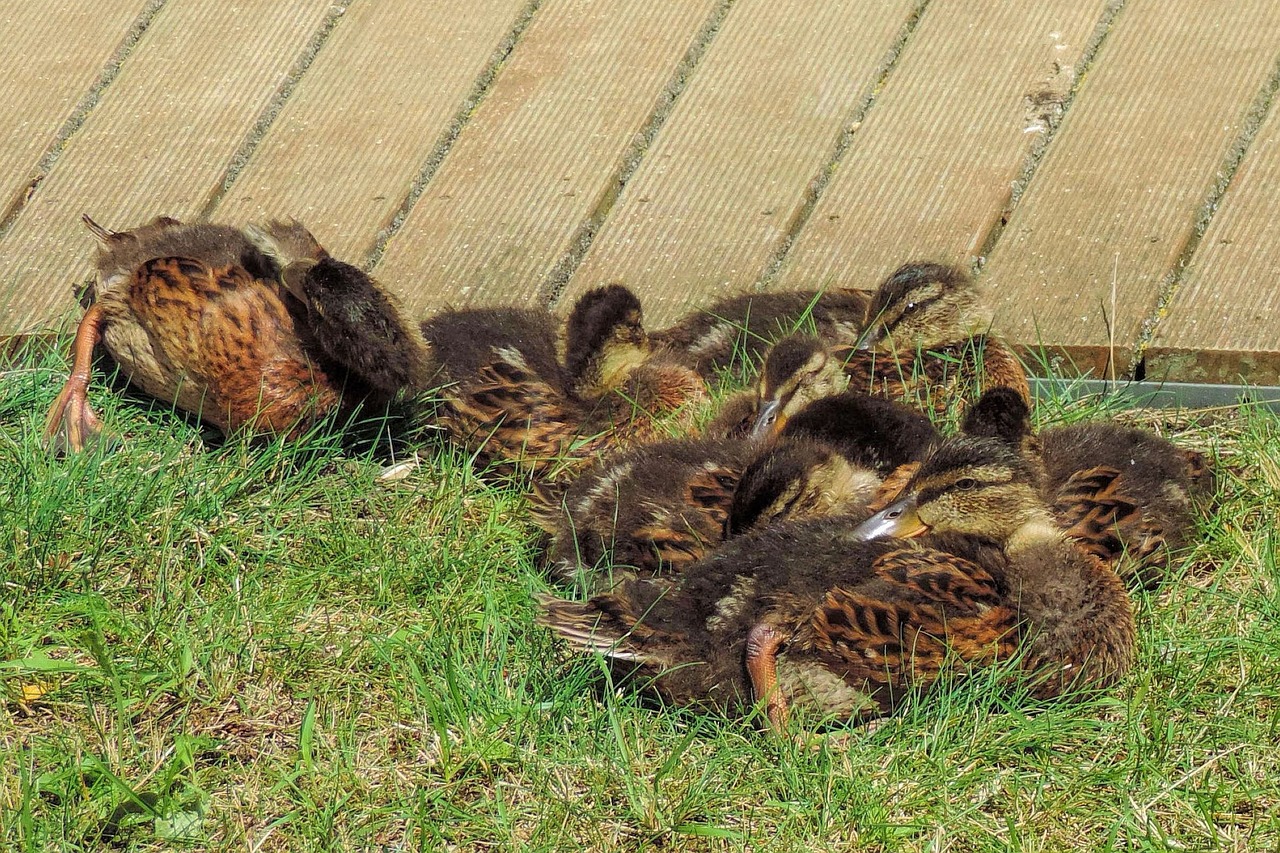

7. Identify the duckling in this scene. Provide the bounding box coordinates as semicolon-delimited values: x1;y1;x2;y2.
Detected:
539;434;1134;732
750;262;1031;438
725;392;940;537
542;391;937;590
653;288;869;380
538;435;757;588
962;387;1213;589
702;390;759;439
249;218;432;394
44;215;423;453
722;438;882;538
421;284;707;483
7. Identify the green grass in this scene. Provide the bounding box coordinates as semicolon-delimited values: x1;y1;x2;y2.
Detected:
3;338;1279;851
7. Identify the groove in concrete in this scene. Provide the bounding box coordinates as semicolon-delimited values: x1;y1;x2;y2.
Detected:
970;0;1128;274
752;0;930;293
0;0;170;241
539;0;739;310
363;0;544;272
1128;52;1280;377
198;0;356;218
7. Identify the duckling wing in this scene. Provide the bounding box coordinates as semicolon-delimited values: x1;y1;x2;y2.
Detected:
1050;465;1168;586
440;356;594;479
795;546;1019;713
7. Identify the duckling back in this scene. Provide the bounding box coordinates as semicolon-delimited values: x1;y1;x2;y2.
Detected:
654;289;869;380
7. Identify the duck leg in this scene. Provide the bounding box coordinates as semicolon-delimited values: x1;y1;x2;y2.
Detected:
43;303;106;453
746;621;790;734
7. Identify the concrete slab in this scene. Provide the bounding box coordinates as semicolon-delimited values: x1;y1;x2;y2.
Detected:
211;0;530;265
1145;97;1280;385
0;1;149;223
773;0;1109;296
557;0;915;326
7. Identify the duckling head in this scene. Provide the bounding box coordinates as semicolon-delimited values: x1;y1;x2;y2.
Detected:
851;435;1045;544
726;439;881;537
564;284;650;398
856;262;993;354
752;335;850;439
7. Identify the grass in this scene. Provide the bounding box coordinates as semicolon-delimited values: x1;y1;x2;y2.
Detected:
3;337;1279;851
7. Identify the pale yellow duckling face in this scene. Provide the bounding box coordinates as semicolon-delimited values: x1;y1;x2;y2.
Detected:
851;436;1044;543
856;262;994;354
751;336;850;439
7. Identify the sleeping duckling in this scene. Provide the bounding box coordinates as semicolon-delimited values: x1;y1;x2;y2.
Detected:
250;219;432;394
962;387;1213;589
541;391;936;590
44;215;425;452
653;289;869;380
751;262;1031;438
725;392;940;537
538;435;757;589
538;434;1134;733
422;284;707;483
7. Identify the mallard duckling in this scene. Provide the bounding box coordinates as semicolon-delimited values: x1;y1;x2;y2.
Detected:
422;284;707;483
538;435;1134;733
539;435;757;588
702;390;759;439
250;219;432;395
542;391;937;589
44;215;424;452
962;387;1213;589
722;438;882;538
751;262;1031;438
653;289;869;380
725;392;940;537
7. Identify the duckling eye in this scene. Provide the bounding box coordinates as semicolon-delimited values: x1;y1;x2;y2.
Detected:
955;477;978;491
906;302;917;311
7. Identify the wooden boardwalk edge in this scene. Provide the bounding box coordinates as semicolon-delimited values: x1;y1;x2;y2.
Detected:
1;0;1278;390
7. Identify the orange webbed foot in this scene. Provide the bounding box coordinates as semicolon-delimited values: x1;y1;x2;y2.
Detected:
746;620;791;735
44;303;107;454
43;377;104;454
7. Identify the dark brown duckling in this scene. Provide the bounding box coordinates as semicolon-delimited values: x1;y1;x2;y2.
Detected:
44;215;424;453
725;392;940;537
539;435;1134;733
537;435;758;589
722;438;882;538
962;387;1213;589
653;289;869;380
421;284;707;483
750;262;1031;438
541;391;937;591
249;218;432;394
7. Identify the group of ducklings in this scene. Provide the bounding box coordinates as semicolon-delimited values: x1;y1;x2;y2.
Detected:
47;214;1214;736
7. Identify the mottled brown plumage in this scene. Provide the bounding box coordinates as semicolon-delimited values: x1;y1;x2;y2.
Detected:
725;392;939;537
45;215;422;452
751;263;1031;438
538;435;758;589
421;285;708;483
653;289;869;380
539;436;1134;732
963;387;1213;589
